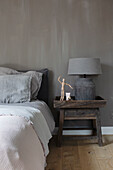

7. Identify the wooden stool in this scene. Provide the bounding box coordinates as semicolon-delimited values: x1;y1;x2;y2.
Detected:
53;96;107;147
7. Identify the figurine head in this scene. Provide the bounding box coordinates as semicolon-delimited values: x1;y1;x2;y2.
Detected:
62;78;65;82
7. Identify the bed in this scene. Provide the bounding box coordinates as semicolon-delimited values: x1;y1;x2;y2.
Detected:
0;68;55;170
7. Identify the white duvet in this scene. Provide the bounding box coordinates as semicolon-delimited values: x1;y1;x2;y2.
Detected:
0;104;55;170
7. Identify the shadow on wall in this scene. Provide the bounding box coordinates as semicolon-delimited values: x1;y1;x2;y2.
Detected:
0;64;30;70
95;64;113;126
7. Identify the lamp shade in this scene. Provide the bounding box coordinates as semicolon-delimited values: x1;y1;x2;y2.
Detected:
68;58;102;75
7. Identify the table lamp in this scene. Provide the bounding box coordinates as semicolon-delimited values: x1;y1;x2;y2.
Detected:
68;58;102;100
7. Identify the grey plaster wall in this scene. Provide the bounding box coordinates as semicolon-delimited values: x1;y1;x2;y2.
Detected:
0;0;113;126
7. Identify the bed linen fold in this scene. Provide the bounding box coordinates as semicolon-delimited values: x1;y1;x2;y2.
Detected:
0;116;45;170
1;100;55;134
0;105;52;156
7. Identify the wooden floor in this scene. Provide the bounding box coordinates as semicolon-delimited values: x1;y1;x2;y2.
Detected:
46;136;113;170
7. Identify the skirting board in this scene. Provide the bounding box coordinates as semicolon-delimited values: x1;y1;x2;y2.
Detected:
53;127;113;135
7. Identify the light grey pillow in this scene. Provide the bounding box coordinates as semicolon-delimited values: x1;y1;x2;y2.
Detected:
0;75;32;103
22;71;43;99
0;67;43;99
0;67;18;75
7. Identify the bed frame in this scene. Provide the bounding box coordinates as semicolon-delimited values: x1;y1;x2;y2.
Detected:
18;68;49;104
37;68;49;104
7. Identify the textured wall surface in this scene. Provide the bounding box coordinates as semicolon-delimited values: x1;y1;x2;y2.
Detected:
0;0;113;126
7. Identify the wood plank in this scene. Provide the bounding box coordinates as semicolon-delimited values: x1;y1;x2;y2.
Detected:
93;144;112;159
65;109;97;117
54;96;107;109
57;109;64;147
96;111;103;146
98;158;113;170
62;145;81;170
78;141;101;170
46;136;113;170
46;139;62;170
96;136;113;170
63;135;98;141
64;117;96;120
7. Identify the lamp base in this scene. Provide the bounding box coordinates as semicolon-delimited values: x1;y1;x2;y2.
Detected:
75;78;95;100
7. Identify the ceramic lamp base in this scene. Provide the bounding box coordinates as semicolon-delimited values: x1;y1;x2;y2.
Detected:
75;78;95;100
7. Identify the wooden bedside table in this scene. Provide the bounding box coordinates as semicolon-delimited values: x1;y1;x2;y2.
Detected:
53;96;107;147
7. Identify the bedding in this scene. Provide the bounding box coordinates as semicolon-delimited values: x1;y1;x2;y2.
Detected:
0;75;32;103
0;116;45;170
0;67;43;100
4;100;55;133
20;71;43;100
0;67;18;75
0;101;55;170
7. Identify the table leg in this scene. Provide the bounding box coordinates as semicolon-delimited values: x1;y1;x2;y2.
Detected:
92;119;96;136
57;109;64;147
96;110;103;146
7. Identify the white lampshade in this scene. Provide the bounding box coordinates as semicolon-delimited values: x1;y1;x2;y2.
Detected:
68;58;102;75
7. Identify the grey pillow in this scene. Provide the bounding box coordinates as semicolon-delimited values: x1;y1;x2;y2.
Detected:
0;67;43;99
18;71;43;99
0;75;32;103
22;71;43;99
0;67;18;75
